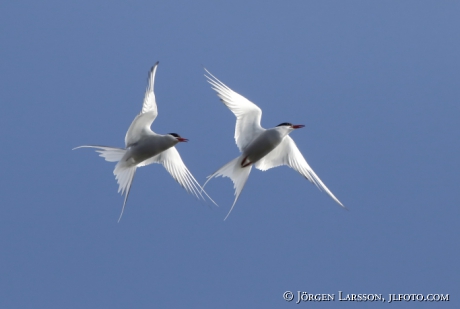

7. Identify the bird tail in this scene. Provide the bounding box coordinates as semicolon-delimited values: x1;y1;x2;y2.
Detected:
73;145;126;162
203;155;252;220
73;145;136;222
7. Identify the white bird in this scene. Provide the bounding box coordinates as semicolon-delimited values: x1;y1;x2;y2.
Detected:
74;62;216;221
203;69;344;220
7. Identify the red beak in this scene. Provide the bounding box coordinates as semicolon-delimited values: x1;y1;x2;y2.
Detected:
178;137;188;142
292;124;305;129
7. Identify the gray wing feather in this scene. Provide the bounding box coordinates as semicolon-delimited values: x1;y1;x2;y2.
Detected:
256;136;344;207
125;62;159;146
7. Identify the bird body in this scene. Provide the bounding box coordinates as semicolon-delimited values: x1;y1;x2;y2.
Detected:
74;62;215;221
242;126;291;166
124;134;180;165
203;69;344;219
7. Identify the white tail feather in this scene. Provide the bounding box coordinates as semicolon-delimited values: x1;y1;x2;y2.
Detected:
73;145;136;221
203;156;252;220
72;145;125;162
113;163;137;222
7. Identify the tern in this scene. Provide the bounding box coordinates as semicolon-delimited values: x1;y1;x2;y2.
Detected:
203;69;344;219
74;62;216;221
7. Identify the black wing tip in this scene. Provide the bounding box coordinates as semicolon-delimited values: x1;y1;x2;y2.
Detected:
150;61;159;73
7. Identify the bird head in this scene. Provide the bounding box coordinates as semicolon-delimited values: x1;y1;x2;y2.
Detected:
167;133;188;142
276;122;305;129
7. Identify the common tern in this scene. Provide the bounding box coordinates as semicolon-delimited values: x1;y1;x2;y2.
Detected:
74;62;216;221
203;69;344;220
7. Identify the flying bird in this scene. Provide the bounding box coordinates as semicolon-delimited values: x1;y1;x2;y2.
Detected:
203;69;344;220
74;62;216;221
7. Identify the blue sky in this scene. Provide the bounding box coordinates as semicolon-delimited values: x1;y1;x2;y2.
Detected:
1;1;458;308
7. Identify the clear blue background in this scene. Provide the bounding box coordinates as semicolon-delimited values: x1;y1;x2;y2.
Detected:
1;1;458;308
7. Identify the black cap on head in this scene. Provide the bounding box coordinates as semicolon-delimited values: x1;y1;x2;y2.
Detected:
276;122;293;127
168;133;181;138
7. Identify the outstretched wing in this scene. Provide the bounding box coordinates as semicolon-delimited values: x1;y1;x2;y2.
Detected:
139;147;217;206
205;69;264;152
125;62;159;147
255;136;344;207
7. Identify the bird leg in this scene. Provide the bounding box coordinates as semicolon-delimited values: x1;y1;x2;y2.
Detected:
241;156;252;167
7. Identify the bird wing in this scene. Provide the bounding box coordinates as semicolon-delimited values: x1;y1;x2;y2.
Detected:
138;147;217;206
255;136;344;207
205;69;264;152
125;62;160;147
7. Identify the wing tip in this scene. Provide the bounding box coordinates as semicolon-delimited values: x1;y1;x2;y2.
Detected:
149;63;157;74
148;61;159;80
